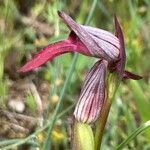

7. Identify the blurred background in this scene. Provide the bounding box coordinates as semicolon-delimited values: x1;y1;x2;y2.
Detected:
0;0;150;149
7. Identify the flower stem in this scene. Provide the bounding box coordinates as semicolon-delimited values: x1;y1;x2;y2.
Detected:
95;74;119;150
95;99;111;150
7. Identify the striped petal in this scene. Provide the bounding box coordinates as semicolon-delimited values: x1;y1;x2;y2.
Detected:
82;25;119;46
58;11;119;62
82;25;120;60
74;60;107;123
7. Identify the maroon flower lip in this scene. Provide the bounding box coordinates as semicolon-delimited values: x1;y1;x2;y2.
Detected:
18;11;142;123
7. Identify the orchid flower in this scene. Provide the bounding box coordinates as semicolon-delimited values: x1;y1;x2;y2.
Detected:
19;11;142;123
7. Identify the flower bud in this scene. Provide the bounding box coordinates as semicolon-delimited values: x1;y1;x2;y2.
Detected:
74;60;107;123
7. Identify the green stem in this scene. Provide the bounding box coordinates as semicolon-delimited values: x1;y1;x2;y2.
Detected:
95;98;111;150
95;74;119;150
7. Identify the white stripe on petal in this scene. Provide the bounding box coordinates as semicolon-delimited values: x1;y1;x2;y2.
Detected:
82;26;120;60
82;25;119;46
90;34;119;60
74;60;107;123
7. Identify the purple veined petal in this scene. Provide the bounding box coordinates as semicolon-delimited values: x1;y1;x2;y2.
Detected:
74;60;107;123
88;33;119;60
123;70;143;80
58;11;114;62
81;25;120;49
18;37;90;73
114;16;126;78
82;25;120;60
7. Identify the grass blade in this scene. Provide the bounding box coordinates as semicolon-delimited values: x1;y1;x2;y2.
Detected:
116;120;150;150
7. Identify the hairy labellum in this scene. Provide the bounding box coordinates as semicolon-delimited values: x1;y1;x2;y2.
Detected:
74;60;107;123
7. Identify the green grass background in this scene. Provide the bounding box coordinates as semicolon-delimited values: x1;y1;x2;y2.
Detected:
0;0;150;149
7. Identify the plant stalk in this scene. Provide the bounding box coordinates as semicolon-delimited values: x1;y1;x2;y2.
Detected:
95;74;119;150
95;97;111;150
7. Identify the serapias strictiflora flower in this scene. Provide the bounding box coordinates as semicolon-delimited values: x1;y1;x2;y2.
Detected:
18;11;142;123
